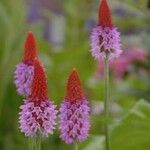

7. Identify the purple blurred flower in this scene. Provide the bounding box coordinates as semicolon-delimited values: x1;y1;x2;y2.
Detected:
27;0;62;23
26;0;64;43
59;69;90;144
127;48;148;62
112;58;129;78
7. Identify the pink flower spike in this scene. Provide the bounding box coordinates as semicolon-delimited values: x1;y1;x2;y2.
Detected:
59;68;90;144
90;0;122;60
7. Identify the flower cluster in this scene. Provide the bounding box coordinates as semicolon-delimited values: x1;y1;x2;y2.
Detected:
15;32;90;143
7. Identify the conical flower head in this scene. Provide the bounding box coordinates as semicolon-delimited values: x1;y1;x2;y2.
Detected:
59;68;90;144
65;68;84;102
19;59;57;137
30;59;48;101
23;32;37;64
98;0;112;27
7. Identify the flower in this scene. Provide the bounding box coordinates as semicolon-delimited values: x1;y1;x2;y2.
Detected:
90;0;122;60
59;69;90;144
96;48;148;79
127;48;148;62
19;59;57;137
112;57;129;78
14;32;37;97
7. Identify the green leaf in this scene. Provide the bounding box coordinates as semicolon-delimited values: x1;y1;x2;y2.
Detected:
83;136;104;150
110;99;150;150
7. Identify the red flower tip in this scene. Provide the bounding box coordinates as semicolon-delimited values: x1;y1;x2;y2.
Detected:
30;59;48;101
98;0;113;27
65;68;84;102
23;32;37;64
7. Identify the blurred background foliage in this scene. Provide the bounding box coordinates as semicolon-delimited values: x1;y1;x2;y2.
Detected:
0;0;150;149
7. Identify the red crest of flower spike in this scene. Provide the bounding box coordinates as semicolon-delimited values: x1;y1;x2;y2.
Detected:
65;68;84;102
98;0;113;27
30;59;48;101
23;32;37;64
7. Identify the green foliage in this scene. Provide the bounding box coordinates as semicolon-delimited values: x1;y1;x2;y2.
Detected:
110;100;150;150
0;0;149;150
0;0;25;108
81;100;150;150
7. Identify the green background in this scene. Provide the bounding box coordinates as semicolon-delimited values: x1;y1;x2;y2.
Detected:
0;0;150;149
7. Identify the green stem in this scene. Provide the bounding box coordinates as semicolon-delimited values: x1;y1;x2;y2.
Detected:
74;142;78;150
28;138;35;150
104;55;110;150
36;137;41;150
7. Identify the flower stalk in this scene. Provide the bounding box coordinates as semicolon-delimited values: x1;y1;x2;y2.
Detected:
104;54;110;150
74;142;78;150
28;138;35;150
28;137;41;150
36;136;41;150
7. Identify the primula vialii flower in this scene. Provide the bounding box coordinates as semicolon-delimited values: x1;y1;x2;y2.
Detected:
59;69;90;144
14;32;37;97
19;59;57;137
90;0;122;60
